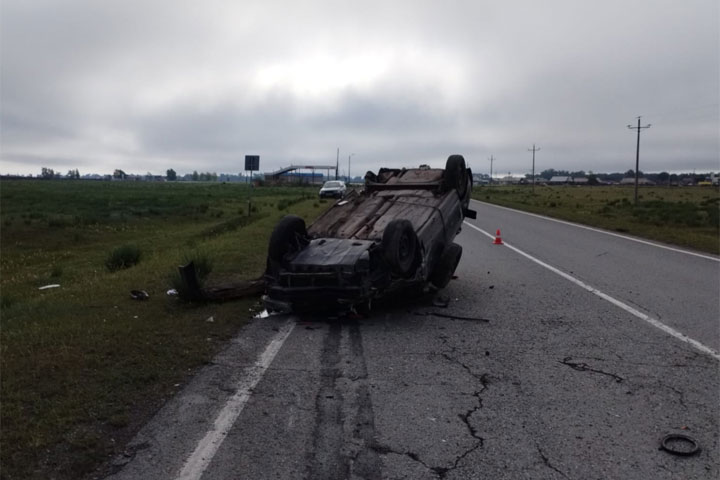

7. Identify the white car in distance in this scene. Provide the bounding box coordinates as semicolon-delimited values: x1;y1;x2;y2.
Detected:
318;180;347;198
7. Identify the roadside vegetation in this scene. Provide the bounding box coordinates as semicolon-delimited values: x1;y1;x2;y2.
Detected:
473;185;719;254
0;179;327;480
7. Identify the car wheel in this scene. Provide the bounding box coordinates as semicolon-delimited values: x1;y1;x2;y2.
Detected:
443;154;468;198
429;243;462;289
268;215;308;263
382;219;419;277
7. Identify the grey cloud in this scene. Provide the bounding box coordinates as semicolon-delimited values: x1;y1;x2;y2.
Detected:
1;0;717;176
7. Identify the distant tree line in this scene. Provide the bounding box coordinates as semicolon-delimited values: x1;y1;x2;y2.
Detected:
189;171;218;181
535;168;708;186
40;167;79;179
38;167;221;182
40;167;58;178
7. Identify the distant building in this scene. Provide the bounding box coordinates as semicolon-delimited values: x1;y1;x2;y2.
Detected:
548;176;590;185
472;173;490;185
270;172;326;184
499;175;522;185
548;176;571;184
619;177;655;185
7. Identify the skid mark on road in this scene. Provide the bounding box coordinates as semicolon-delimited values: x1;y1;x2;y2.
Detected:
464;221;720;362
471;199;720;262
307;320;381;480
308;323;348;480
176;320;296;480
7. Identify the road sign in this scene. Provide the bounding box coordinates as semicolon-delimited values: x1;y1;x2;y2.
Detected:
245;155;260;171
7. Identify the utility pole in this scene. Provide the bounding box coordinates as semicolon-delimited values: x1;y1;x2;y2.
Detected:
335;147;339;180
528;144;540;194
627;116;651;204
348;153;354;183
488;155;494;185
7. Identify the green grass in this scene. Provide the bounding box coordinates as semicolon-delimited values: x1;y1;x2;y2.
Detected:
0;179;327;480
473;185;719;254
105;244;142;271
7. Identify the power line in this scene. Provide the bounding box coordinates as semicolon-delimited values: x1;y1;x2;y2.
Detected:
642;103;717;121
627;116;652;205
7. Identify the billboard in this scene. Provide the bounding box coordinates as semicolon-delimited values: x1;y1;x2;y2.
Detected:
244;155;260;171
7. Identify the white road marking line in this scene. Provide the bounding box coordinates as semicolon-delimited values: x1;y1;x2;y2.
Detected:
176;320;296;480
464;221;720;362
470;199;720;262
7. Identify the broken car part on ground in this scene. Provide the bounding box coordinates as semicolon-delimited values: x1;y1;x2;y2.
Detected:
263;154;476;314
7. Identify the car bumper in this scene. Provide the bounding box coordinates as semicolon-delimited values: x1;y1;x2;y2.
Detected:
319;191;344;198
264;285;367;313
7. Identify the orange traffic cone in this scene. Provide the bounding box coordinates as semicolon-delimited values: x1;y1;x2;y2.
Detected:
493;229;503;245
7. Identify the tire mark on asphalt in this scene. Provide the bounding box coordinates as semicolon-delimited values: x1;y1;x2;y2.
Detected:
307;320;381;480
308;322;347;480
347;321;382;479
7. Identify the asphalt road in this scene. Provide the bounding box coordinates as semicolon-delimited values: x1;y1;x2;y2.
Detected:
108;200;720;480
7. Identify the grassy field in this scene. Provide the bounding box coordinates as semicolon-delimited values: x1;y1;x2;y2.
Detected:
472;184;719;254
0;179;328;480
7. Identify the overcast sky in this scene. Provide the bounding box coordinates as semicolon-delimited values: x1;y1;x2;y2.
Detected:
1;0;718;178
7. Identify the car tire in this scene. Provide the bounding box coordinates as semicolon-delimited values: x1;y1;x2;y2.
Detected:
443;154;468;198
268;215;308;263
429;243;462;289
382;219;419;277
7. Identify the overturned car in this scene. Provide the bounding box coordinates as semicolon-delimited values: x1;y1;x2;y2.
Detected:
263;154;476;314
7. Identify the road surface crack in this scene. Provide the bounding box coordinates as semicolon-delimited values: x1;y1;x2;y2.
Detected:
441;352;489;386
438;353;488;477
371;444;448;479
663;383;686;407
536;443;569;479
376;351;488;478
560;357;624;383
